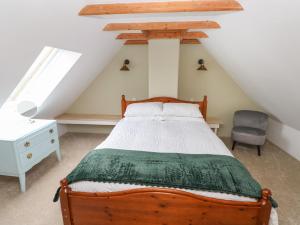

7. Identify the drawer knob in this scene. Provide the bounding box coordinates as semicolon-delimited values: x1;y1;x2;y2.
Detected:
49;129;54;134
24;142;31;147
51;139;55;144
27;153;33;159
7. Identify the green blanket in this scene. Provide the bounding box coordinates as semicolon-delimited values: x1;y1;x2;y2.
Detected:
54;148;277;207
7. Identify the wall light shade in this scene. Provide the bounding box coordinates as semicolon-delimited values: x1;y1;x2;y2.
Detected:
197;59;207;71
120;59;130;71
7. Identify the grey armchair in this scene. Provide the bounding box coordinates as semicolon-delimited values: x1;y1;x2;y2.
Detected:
231;110;268;156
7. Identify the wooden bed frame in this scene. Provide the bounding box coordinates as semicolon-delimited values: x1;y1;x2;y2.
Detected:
59;95;273;225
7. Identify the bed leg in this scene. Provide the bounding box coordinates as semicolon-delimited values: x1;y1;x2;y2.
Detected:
60;179;72;225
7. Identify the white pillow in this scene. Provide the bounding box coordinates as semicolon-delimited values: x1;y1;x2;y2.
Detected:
124;102;163;117
162;103;203;118
159;116;205;122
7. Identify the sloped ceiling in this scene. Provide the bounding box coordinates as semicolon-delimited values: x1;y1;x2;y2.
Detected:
1;0;300;130
203;0;300;130
0;0;122;117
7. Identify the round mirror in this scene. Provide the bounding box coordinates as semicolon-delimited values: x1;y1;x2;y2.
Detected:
17;101;38;120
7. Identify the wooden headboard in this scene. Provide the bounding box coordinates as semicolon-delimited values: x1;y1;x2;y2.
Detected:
121;95;208;120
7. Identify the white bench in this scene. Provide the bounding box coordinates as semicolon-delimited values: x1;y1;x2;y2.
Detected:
56;114;121;126
56;113;222;135
206;117;223;135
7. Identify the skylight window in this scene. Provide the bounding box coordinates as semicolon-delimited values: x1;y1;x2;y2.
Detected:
3;46;81;112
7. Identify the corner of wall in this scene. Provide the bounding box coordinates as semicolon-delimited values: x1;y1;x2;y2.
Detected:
267;118;300;161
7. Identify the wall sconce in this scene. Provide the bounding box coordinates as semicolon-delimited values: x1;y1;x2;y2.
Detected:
197;59;207;71
120;59;130;71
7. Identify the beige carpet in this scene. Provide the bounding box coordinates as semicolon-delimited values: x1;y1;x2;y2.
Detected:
0;133;299;225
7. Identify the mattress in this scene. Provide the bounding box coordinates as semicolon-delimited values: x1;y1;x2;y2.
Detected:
70;117;278;225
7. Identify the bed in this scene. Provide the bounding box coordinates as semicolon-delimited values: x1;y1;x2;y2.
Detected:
58;95;278;225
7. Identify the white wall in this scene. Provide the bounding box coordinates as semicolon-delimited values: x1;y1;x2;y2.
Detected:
178;44;262;136
68;44;261;137
0;0;121;118
268;119;300;161
2;0;300;159
148;39;180;98
203;0;300;131
68;45;148;115
2;0;300;131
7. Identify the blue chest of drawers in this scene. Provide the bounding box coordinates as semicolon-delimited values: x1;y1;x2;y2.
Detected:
0;119;61;192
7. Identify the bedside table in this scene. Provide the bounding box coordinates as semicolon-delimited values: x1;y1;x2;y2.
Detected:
0;119;61;192
207;117;223;135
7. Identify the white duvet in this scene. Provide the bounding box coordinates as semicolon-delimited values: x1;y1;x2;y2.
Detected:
70;117;278;225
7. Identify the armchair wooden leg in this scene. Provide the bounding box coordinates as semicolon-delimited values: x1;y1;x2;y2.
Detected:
232;141;236;150
257;146;261;156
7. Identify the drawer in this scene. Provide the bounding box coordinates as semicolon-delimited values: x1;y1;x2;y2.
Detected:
16;124;58;153
19;137;59;169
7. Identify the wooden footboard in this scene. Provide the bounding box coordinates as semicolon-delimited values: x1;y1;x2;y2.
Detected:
59;179;272;225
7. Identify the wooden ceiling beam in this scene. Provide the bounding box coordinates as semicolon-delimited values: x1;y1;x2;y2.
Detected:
124;39;201;45
145;30;208;39
116;33;147;40
80;1;243;16
117;31;208;40
182;31;208;39
181;39;201;44
104;21;220;31
124;40;149;45
144;30;184;39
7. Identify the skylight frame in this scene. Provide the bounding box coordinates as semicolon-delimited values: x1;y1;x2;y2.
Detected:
2;46;81;112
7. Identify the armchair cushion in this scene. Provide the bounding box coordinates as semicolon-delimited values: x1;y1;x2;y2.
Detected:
232;126;266;146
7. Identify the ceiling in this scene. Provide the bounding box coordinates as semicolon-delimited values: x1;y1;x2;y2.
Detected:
1;0;300;130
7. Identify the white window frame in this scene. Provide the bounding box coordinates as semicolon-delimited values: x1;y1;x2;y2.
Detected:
2;46;81;113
